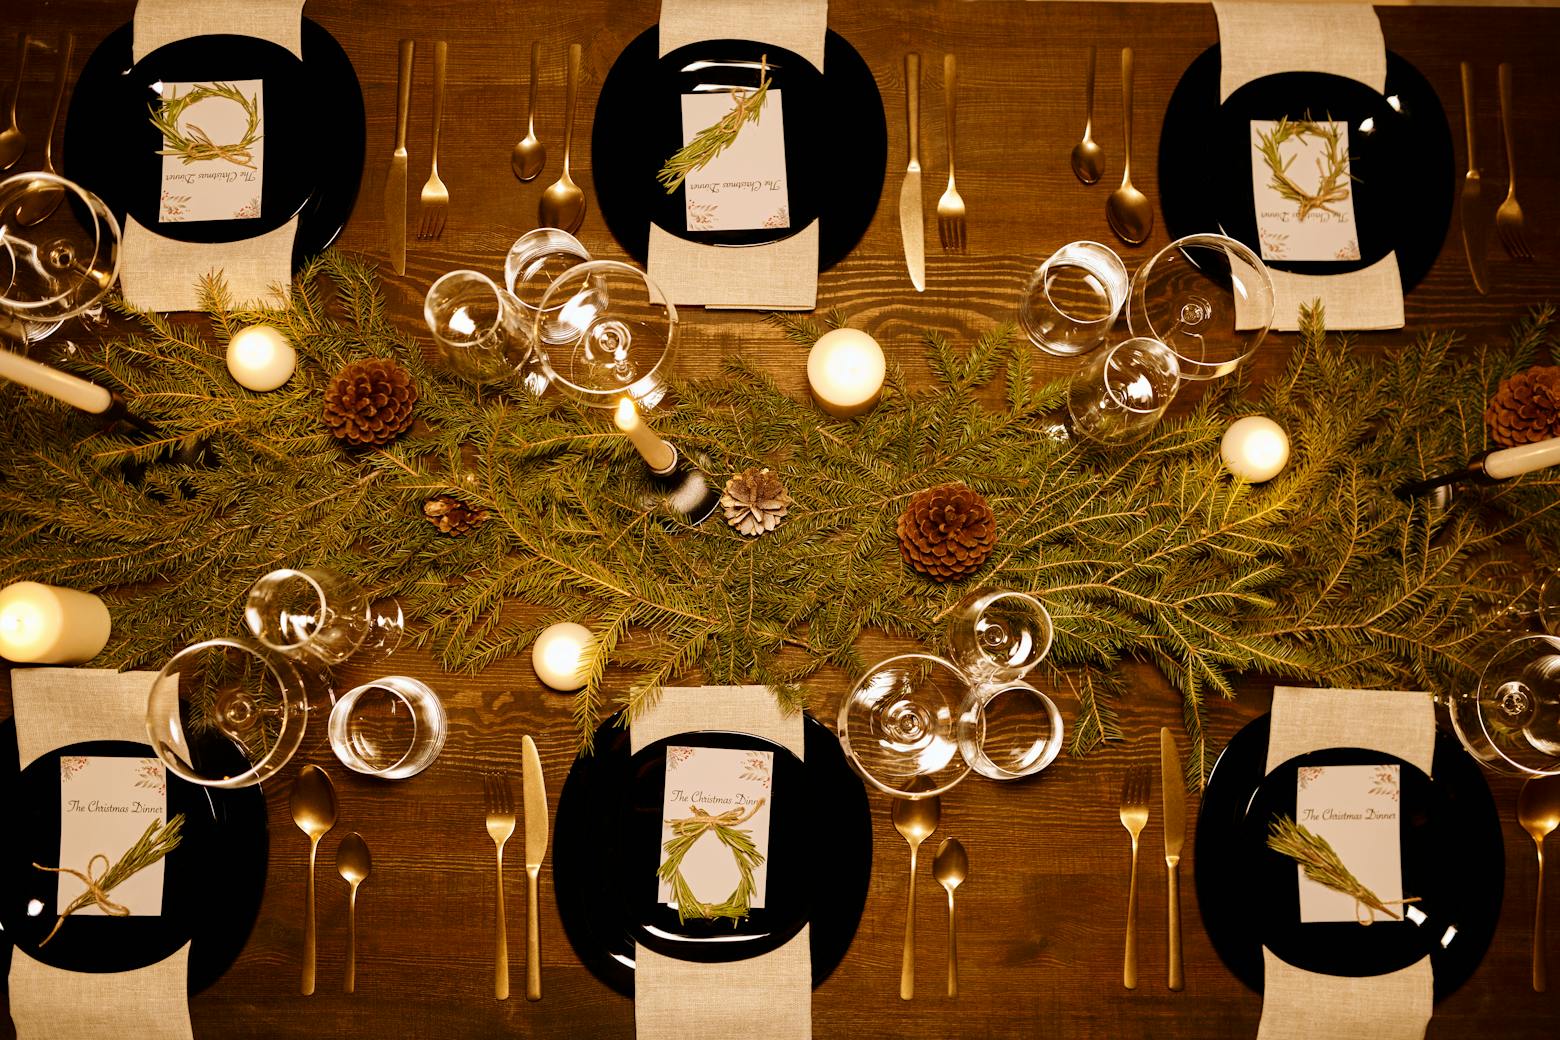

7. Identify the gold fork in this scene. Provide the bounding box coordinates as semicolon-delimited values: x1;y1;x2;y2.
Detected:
484;772;516;1000
417;40;450;240
1495;62;1532;260
1119;764;1151;991
936;53;966;253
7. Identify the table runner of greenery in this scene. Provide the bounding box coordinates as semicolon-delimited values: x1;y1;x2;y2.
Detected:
2;253;1554;782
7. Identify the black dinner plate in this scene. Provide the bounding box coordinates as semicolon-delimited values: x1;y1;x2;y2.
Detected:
0;720;267;994
1196;714;1502;1000
1159;46;1454;292
554;710;871;996
592;28;886;270
63;19;364;266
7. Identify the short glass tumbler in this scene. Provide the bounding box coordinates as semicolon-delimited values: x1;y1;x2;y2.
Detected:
1018;241;1129;357
837;653;973;798
1065;336;1181;444
504;227;591;348
1448;634;1560;775
424;269;533;382
947;588;1054;685
956;680;1065;781
1126;233;1274;381
328;675;447;779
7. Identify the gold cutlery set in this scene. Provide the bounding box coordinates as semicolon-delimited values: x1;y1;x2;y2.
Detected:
892;796;969;999
1458;61;1532;294
484;735;550;1001
1118;729;1186;991
384;38;450;273
289;764;375;995
899;52;966;290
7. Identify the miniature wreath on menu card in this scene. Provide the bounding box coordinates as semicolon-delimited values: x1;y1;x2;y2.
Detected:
149;82;264;169
657;800;767;924
1254;115;1353;222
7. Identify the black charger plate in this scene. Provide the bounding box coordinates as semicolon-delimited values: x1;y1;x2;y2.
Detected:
1196;715;1502;1000
0;720;267;993
554;711;871;996
1159;46;1453;292
63;19;364;267
592;29;886;271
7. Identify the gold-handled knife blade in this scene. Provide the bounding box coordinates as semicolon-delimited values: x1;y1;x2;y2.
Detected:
1160;727;1186;992
385;39;414;275
1459;61;1489;295
522;734;548;1001
899;53;925;292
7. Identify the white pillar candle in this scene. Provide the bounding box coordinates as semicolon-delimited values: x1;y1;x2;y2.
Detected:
0;347;113;413
0;581;112;664
1484;436;1560;480
532;622;594;691
226;325;297;392
807;328;885;418
614;397;677;473
1221;416;1291;483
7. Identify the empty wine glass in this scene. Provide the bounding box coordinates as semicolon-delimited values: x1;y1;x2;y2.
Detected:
837;653;973;798
1065;336;1181;444
947;588;1054;684
1126;233;1273;381
1448;634;1560;775
424;269;540;386
145;635;311;789
504;227;590;348
0;172;121;338
1018;241;1129;357
243;567;402;668
532;260;676;409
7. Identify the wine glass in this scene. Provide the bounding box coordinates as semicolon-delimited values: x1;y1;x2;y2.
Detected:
837;653;973;798
423;269;539;385
0;172;121;340
1448;634;1560;775
504;227;590;349
1126;233;1274;381
243;567;403;669
145;635;311;789
1065;336;1181;444
947;588;1054;684
532;260;676;409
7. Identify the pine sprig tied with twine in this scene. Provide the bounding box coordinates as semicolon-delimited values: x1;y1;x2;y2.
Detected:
656;801;766;924
149;83;263;169
1266;814;1419;924
657;56;771;194
1257;115;1353;221
33;814;186;945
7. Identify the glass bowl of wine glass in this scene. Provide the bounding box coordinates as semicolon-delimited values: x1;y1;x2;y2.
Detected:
1448;634;1560;775
531;260;676;409
0;172;121;330
837;653;973;798
1126;233;1273;381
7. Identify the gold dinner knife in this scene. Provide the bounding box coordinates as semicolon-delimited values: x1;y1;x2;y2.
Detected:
385;39;414;275
522;734;549;1001
1459;61;1489;295
899;53;925;292
1160;727;1185;991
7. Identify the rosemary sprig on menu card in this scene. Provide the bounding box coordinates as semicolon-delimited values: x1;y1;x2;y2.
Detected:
1266;814;1419;924
33;814;186;945
1256;115;1353;221
656;801;765;925
149;83;263;169
656;56;771;194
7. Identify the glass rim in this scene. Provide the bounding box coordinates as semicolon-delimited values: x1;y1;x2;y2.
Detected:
958;677;1065;780
245;567;331;654
1128;232;1274;379
1035;240;1127;330
0;171;122;318
532;259;678;407
327;674;444;779
1464;633;1560;776
837;652;972;799
1100;336;1181;414
951;588;1055;681
424;269;507;347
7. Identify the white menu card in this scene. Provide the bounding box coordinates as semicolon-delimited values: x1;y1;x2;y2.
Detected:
657;745;774;909
156;79;265;223
57;755;169;916
1295;763;1403;923
1249;118;1362;262
678;90;790;233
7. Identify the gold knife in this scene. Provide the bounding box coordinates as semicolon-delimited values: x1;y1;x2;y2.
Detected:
385;39;414;275
899;53;925;292
1459;61;1489;295
522;734;549;1002
1160;727;1185;991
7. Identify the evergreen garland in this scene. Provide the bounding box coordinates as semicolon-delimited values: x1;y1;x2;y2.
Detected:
2;252;1556;783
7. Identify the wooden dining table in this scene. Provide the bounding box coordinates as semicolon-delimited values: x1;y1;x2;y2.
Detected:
4;0;1560;1036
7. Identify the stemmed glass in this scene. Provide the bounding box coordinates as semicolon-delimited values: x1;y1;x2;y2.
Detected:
1065;336;1181;444
531;260;676;409
837;654;973;798
0;172;122;342
1448;634;1560;775
243;567;403;669
947;589;1055;684
424;269;541;387
1126;233;1274;381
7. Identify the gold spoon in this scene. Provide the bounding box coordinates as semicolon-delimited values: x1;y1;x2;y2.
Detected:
16;33;73;226
892;795;941;1000
1070;45;1103;185
1518;774;1560;992
0;34;30;171
1105;47;1153;246
539;42;585;233
290;764;338;996
511;41;545;182
336;831;372;994
932;837;968;998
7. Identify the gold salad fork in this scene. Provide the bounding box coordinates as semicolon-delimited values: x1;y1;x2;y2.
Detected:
484;772;517;999
418;40;450;240
936;53;966;253
1119;764;1151;991
1495;62;1532;260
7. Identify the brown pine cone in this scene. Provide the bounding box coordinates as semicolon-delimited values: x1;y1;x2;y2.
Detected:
720;467;792;537
423;494;489;535
1486;365;1560;447
323;358;418;447
896;482;999;581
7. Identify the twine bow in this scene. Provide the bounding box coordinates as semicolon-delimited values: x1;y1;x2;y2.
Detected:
667;799;764;836
32;853;131;946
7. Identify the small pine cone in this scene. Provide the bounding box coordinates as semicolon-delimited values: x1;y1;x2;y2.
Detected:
323;358;418;447
896;482;998;581
720;467;792;537
1486;365;1560;447
423;494;489;535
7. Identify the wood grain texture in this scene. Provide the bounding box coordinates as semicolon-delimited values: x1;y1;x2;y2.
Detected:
3;1;1560;1036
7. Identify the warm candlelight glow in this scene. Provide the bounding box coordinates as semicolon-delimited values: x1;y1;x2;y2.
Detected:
1221;416;1291;483
807;328;885;418
0;581;112;664
614;397;677;473
226;325;297;392
532;622;594;691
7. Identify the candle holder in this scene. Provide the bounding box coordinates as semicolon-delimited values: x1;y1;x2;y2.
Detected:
1395;437;1560;501
640;445;722;526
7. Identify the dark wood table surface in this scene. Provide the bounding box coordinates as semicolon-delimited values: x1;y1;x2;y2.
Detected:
4;1;1560;1036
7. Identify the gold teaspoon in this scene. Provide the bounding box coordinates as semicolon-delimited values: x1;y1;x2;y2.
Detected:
290;765;338;996
1070;45;1103;185
1518;775;1560;992
1105;47;1153;246
512;41;545;182
539;42;585;233
892;795;941;1000
0;35;30;171
336;832;372;994
933;837;968;998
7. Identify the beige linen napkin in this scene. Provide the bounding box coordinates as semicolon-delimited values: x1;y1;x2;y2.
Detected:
1211;2;1404;332
1255;686;1436;1040
119;0;307;312
646;0;826;311
631;686;811;1040
7;667;194;1040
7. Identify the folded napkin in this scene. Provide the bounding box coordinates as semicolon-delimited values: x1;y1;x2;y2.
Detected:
631;686;811;1040
1211;2;1404;332
118;0;307;313
7;667;194;1040
646;0;827;311
1256;686;1436;1040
